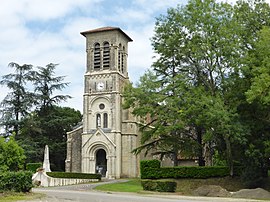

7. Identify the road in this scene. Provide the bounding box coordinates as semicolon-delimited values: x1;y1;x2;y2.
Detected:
27;180;262;202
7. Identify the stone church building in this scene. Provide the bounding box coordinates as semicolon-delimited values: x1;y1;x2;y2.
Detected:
65;27;142;179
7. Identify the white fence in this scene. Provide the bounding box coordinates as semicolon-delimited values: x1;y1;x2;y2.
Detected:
32;170;99;187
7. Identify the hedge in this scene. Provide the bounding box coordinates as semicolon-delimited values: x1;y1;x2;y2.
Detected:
0;171;33;192
140;160;242;179
46;172;102;180
26;162;42;172
141;180;176;192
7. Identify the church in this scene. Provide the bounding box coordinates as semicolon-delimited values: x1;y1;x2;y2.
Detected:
65;27;142;179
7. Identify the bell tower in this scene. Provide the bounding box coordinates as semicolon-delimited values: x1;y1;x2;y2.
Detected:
73;27;139;178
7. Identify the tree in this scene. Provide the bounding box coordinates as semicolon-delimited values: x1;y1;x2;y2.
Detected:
0;62;78;171
18;106;82;171
0;137;25;171
245;27;270;105
31;63;72;115
124;0;270;180
124;72;196;166
124;0;244;169
0;62;34;137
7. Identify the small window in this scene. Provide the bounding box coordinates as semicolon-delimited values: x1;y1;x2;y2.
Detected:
103;113;108;128
99;103;105;110
96;113;101;128
103;42;110;69
94;43;101;70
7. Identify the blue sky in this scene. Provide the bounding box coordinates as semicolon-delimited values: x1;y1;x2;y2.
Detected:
4;0;259;113
0;0;185;112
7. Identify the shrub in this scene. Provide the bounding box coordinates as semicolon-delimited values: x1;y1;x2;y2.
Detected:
46;172;101;180
141;180;176;192
0;137;25;172
241;166;265;188
26;163;42;172
0;171;33;192
140;160;243;179
140;160;161;179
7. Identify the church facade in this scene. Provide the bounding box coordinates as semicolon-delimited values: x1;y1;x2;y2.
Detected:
65;27;141;178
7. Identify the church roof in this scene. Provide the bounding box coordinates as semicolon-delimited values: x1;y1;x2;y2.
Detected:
80;26;133;42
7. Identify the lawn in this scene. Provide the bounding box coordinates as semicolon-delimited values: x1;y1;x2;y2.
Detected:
95;177;270;195
94;179;143;193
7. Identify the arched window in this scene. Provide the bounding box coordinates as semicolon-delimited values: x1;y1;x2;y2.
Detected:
118;43;122;71
103;42;110;69
103;113;108;128
96;113;101;128
94;43;101;70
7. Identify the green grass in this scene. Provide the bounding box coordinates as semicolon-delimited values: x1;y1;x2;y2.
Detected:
95;179;143;193
95;177;270;195
0;192;45;201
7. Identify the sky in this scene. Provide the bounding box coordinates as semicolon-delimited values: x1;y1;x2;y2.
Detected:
0;0;185;112
2;0;267;113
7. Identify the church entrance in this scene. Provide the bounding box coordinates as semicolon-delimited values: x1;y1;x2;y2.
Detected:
96;149;107;177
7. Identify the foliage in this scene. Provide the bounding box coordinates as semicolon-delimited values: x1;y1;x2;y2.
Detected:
26;163;42;172
0;63;34;137
0;137;25;171
124;0;270;182
46;172;101;180
245;27;270;105
0;171;33;192
140;160;242;179
30;63;72;115
18;106;82;171
141;180;176;192
140;160;160;170
123;0;247;169
0;62;77;171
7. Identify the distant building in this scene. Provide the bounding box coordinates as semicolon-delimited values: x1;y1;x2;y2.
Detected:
65;27;141;178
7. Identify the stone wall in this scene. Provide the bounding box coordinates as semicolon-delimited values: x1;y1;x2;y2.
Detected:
66;125;82;172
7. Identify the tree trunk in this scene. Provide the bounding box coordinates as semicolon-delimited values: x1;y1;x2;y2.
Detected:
172;152;178;167
197;127;205;166
225;135;233;176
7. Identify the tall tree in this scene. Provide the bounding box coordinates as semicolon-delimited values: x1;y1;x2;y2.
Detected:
124;0;270;179
0;62;34;137
124;0;244;169
31;63;71;115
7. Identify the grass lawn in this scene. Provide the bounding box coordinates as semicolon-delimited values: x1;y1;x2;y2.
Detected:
95;179;143;193
0;192;45;201
95;177;270;195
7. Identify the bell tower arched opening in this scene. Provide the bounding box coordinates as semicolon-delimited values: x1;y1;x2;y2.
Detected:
96;149;107;177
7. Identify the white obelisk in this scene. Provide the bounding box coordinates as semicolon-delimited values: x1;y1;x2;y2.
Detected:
43;145;51;172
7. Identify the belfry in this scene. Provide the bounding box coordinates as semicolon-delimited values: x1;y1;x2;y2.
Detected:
65;27;140;178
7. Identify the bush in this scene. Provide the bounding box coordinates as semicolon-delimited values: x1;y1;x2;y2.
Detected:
140;160;243;179
26;163;42;172
0;137;26;172
46;172;101;180
0;171;33;192
141;180;176;192
241;166;265;188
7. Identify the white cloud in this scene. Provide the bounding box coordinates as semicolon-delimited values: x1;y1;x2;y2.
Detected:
4;0;270;113
127;24;155;83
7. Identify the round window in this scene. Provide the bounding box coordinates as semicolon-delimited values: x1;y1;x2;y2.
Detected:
99;103;105;110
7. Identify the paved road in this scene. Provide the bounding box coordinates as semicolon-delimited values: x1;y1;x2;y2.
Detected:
26;180;262;202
